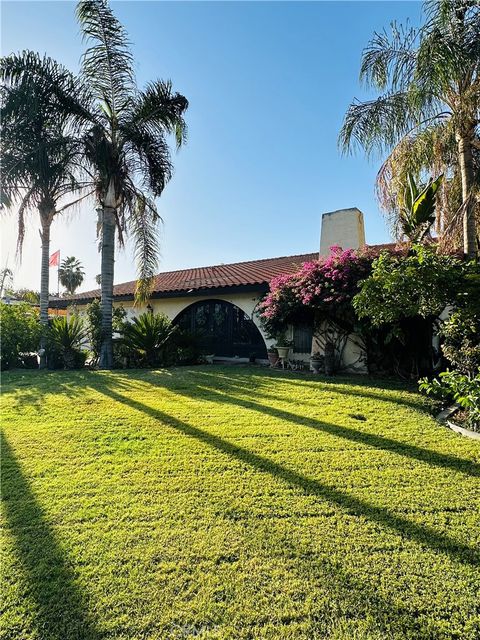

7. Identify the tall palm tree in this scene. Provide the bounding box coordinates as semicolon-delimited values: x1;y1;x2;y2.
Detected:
76;0;188;368
339;0;479;257
1;53;91;367
59;256;85;294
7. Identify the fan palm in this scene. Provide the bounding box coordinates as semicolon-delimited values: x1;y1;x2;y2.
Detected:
59;256;85;294
76;0;188;368
339;0;479;257
0;52;91;367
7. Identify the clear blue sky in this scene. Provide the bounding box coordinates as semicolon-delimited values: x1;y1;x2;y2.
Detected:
1;1;423;292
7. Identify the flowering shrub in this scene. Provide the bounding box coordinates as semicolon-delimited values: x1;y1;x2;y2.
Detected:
258;246;373;338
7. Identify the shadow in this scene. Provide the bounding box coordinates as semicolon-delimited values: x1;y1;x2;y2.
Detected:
95;384;478;567
2;369;137;408
196;367;432;411
159;372;480;480
1;432;99;639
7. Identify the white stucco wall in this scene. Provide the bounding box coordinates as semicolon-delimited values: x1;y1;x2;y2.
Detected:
72;290;273;355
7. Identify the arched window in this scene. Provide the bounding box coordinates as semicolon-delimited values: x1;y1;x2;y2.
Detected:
174;300;267;358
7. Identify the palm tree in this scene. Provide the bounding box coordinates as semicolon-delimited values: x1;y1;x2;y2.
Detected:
59;256;85;294
76;0;188;368
1;53;91;367
339;0;479;257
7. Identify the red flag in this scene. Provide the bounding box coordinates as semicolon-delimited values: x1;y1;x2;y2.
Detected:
49;250;60;267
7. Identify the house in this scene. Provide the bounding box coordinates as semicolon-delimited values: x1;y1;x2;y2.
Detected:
53;208;386;365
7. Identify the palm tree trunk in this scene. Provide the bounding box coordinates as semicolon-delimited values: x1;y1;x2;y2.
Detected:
99;206;116;369
457;133;477;258
39;209;54;369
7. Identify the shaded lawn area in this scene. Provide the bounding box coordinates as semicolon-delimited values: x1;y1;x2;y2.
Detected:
1;366;479;640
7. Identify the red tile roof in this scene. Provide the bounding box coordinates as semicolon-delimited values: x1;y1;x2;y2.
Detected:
64;243;398;302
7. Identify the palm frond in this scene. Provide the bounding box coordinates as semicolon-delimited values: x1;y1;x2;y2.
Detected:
1;51;94;131
77;0;134;118
339;91;416;156
127;80;188;148
120;122;173;197
127;192;160;304
360;21;418;91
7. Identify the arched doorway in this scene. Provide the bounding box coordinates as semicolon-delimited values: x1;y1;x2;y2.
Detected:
173;300;267;359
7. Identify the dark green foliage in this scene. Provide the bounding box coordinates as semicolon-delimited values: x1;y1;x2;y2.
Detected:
48;316;87;369
353;246;480;377
121;311;176;367
85;299;127;365
170;328;204;365
353;246;467;326
0;302;40;369
441;308;480;376
420;369;480;431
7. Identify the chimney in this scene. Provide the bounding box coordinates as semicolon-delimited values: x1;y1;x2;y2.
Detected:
319;207;366;257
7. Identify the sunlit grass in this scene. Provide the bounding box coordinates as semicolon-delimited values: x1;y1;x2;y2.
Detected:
2;366;479;639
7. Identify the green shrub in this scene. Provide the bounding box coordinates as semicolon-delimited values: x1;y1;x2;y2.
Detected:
170;328;204;365
121;312;176;367
419;370;480;431
440;308;480;376
85;299;127;365
48;316;87;369
0;302;40;369
353;246;467;326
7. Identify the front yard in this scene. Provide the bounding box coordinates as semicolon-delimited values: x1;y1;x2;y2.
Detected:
1;367;479;639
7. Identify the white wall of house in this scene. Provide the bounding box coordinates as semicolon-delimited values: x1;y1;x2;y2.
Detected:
73;290;274;356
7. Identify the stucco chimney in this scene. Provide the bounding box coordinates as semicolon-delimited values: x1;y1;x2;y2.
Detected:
319;207;366;257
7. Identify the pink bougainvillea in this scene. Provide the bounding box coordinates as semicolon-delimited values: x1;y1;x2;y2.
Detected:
258;246;373;337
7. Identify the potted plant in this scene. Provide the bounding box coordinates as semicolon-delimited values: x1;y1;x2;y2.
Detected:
267;345;279;367
276;333;294;360
310;351;324;374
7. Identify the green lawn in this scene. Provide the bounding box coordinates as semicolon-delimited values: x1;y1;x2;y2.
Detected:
1;366;479;640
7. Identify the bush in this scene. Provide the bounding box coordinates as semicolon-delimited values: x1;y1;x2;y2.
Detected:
353;246;467;326
419;370;480;432
170;328;204;365
85;299;127;365
353;246;479;377
48;316;87;369
0;302;40;369
121;312;176;367
440;308;480;376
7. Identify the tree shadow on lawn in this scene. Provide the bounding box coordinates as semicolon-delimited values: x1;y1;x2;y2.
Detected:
155;371;480;480
194;366;434;412
1;432;100;640
94;383;478;568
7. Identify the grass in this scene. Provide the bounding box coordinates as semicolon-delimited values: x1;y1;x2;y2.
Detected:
1;365;479;640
